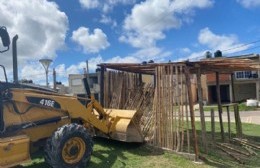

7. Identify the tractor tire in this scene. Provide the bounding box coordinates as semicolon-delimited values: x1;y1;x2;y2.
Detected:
44;123;93;168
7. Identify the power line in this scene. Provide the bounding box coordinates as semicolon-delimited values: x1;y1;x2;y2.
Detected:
226;44;260;55
222;39;260;53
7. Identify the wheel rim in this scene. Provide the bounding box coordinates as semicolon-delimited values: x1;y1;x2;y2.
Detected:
62;137;86;164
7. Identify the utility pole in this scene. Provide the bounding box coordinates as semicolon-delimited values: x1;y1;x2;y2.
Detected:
86;60;89;74
53;68;56;90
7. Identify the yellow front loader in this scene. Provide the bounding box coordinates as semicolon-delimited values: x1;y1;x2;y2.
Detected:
0;26;143;168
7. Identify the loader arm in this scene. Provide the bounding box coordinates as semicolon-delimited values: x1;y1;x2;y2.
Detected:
67;96;111;134
19;91;112;134
10;88;143;142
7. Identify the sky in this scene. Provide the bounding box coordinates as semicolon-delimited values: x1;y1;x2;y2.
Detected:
0;0;260;85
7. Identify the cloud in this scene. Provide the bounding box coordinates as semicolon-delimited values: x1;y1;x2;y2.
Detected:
177;50;206;61
100;15;117;27
132;47;171;61
56;62;86;76
237;0;260;8
20;61;87;86
177;27;251;61
20;62;46;85
179;48;191;54
29;46;170;86
120;0;213;48
71;27;110;53
0;0;68;69
54;58;102;85
92;46;171;66
79;0;99;9
55;58;103;83
79;0;136;12
198;27;249;53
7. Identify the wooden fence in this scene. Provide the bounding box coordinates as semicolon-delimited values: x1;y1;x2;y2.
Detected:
103;66;197;156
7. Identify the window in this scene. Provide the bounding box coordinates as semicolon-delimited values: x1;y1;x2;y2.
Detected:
236;71;244;79
71;79;82;86
244;71;251;78
235;71;252;79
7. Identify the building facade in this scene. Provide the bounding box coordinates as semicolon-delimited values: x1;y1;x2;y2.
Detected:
69;73;101;101
205;54;259;104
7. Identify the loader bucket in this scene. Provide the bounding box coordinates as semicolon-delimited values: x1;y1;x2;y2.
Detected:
105;109;144;143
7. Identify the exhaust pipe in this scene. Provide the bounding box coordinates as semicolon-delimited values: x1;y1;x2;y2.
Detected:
12;35;18;84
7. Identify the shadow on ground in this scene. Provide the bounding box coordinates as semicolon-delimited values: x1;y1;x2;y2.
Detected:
88;137;164;168
16;137;164;168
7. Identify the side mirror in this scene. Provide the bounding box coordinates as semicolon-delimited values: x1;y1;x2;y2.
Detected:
0;26;10;53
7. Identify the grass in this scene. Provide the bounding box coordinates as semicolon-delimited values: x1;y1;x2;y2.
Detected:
195;122;260;168
20;123;260;168
21;138;210;168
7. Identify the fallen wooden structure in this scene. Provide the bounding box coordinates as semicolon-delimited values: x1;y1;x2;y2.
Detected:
98;57;259;160
216;138;260;164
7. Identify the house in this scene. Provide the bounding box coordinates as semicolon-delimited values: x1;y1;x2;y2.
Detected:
205;54;260;104
56;82;70;94
69;73;101;101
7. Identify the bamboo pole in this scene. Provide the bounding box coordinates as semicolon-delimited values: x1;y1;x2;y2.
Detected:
184;66;199;161
217;143;250;156
233;138;260;150
234;104;243;138
216;145;244;164
216;72;225;142
176;65;180;152
154;67;159;146
162;66;166;148
211;108;215;141
185;84;190;153
197;67;208;152
159;66;163;147
226;106;231;140
100;66;105;106
167;66;170;148
170;65;174;150
180;66;184;152
231;73;236;103
173;68;177;150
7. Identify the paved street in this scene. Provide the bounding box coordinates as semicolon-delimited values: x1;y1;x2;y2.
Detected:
194;110;260;125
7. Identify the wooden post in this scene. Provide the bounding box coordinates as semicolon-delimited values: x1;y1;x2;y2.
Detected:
176;66;180;152
153;74;156;88
100;66;105;106
184;66;199;161
234;104;243;138
185;88;190;153
231;74;242;138
231;73;236;103
211;108;215;141
216;72;225;142
138;73;142;86
180;66;185;152
196;67;208;153
226;106;231;140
